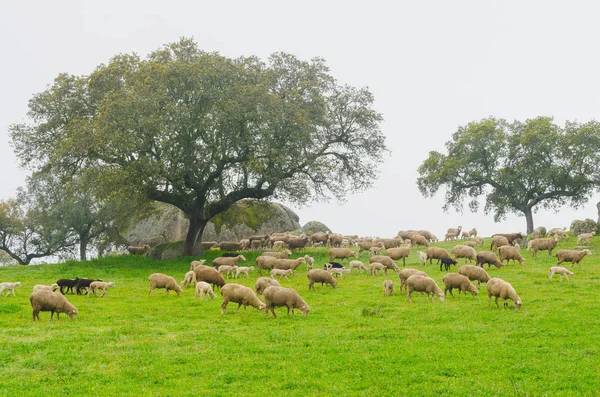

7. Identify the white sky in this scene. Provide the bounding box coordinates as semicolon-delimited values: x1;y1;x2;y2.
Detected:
1;1;600;240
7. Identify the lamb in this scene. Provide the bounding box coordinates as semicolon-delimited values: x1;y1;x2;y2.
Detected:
217;265;238;278
426;247;450;265
328;248;359;262
32;284;59;293
370;262;386;276
349;260;368;273
263;286;310;318
419;251;427;266
406;275;445;302
303;255;315;271
369;255;400;274
556;249;592;268
386;246;412;266
440;256;458;272
220;283;265;314
490;236;510;252
486;278;522;310
260;249;292;259
194;267;227;290
148;273;182;296
271;268;294;281
30;290;78;321
56;278;79;295
410;234;430;247
212;255;246;270
358;241;384;254
329;267;351;279
86;281;116;297
577;232;594;245
548;266;575;282
75;278;103;295
181;271;197;287
324;261;344;270
450;245;477;263
398;268;428;291
254;277;281;295
369;246;385;256
189;259;207;271
195;281;216;299
127;244;151;255
274;257;306;273
383;280;394;296
442;273;478;298
475;237;485;246
0;282;21;296
458;265;491;287
256;255;280;275
527;235;559;258
476;251;503;269
498;246;525;266
235;266;254;278
307;269;338;290
547;227;569;240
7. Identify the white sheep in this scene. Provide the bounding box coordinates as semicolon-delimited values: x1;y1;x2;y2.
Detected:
349;260;368;273
32;284;59;293
556;249;592;268
263;286;310;318
212;255;246;270
406;275;445;303
498;246;525;266
86;281;116;297
195;281;216;299
383;280;394;296
548;266;575;282
398;268;428;291
217;265;238;279
451;245;477;263
329;267;351;279
190;260;207;271
369;246;385;256
181;271;197;287
419;251;427;266
220;283;265;314
458;265;491;287
442;273;478;298
271;268;293;281
148;273;182;296
235;266;254;278
487;278;522;310
527;236;559;258
369;262;386;276
29;290;78;321
0;282;22;296
577;232;594;245
255;277;281;295
303;255;315;271
307;269;338;290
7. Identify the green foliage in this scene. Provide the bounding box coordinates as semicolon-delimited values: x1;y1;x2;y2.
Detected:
418;117;600;233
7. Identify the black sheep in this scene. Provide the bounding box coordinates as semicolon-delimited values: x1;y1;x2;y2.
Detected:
440;257;458;272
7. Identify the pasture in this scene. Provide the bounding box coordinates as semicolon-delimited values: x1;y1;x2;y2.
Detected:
0;237;599;396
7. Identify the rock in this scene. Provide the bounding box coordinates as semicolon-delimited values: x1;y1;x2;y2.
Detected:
532;226;546;238
301;221;332;235
570;219;598;236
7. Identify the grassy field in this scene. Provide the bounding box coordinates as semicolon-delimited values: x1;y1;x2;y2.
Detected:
1;237;599;396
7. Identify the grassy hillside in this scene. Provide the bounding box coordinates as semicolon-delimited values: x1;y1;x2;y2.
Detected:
0;237;599;396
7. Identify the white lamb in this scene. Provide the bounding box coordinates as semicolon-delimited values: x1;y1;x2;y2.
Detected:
195;281;216;300
271;268;293;281
0;282;22;296
235;266;255;278
217;265;238;279
329;267;350;279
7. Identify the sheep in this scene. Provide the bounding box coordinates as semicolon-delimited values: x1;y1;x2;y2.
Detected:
75;278;103;295
417;230;437;242
307;269;338;290
486;278;522;310
329;267;351;279
262;286;310;318
0;282;22;296
410;234;430;247
328;233;343;247
260;249;292;259
419;251;427;266
440;256;458;272
56;278;79;295
426;247;451;265
148;273;182;296
450;245;477;263
370;262;387;276
475;237;485;246
195;281;216;299
369;246;385;256
181;271;197;287
250;240;262;250
556;249;592;268
29;290;78;321
445;226;462;241
406;275;445;303
369;255;400;274
577;232;594;245
127;244;151;255
255;277;281;295
274;257;306;274
349;260;368;273
220;252;241;257
527;236;559;258
235;266;255;278
271;268;294;281
239;239;250;250
324;261;344;270
398;268;428;291
219;242;242;251
492;233;523;245
86;281;116;298
272;241;287;250
548;266;575;282
32;284;59;293
386;246;412;266
217;265;238;279
476;251;503;269
463;241;477;248
358;241;385;254
311;232;329;246
220;283;265;314
458;265;491;287
256;255;280;275
375;238;403;249
498;246;525;266
303;255;315;271
383;280;394;296
194;268;226;290
547;227;569;240
328;248;359;262
287;237;309;251
212;255;246;270
490;236;510;252
442;273;478;298
189;259;207;271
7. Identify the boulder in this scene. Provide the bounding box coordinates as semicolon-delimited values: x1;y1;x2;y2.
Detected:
570;219;598;236
301;221;332;235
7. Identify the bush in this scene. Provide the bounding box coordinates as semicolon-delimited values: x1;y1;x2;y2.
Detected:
570;219;598;236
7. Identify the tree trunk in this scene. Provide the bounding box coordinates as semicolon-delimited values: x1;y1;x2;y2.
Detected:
79;235;88;261
524;207;534;235
185;215;207;256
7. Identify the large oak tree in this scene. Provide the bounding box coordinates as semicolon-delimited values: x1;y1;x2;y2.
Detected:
417;117;600;234
11;38;387;255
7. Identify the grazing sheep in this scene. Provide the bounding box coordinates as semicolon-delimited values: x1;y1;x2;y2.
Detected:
181;271;197;287
195;281;216;299
410;234;430;247
127;244;151;255
86;281;116;298
263;286;310;318
548;266;575;282
442;273;478;298
256;255;280;275
324;261;344;270
288;237;310;251
458;265;491;287
29;290;78;321
547;227;569;240
56;278;79;295
254;277;281;295
451;245;477;263
329;267;351;279
487;278;522;310
212;255;246;270
328;248;359;262
369;246;385;256
0;282;22;296
577;232;594;245
250;240;262;250
261;249;292;259
398;268;428;291
220;283;265;314
375;238;403;249
369;255;400;274
217;265;238;279
189;260;207;271
370;262;386;276
358;241;385;254
406;275;445;302
440;256;458;272
271;268;294;281
194;268;226;290
463;241;477;248
490;236;510;252
476;251;503;269
492;233;523;245
219;242;242;251
274;257;306;274
556;249;592;268
527;236;559;258
498;246;525;266
148;273;182;296
475;237;485;246
235;266;254;278
383;280;394;296
386;246;412;266
303;255;315;271
349;260;368;273
307;269;338;290
417;230;437;242
426;247;451;265
75;278;102;295
32;284;59;293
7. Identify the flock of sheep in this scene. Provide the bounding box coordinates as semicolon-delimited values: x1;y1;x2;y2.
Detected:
1;226;592;320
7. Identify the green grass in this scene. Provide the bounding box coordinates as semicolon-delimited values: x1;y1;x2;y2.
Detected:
1;238;599;396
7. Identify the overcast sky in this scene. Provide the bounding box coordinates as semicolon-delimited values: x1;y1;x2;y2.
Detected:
2;1;600;239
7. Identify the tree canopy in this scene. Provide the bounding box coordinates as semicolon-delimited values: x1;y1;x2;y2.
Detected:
417;116;600;234
10;38;387;255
